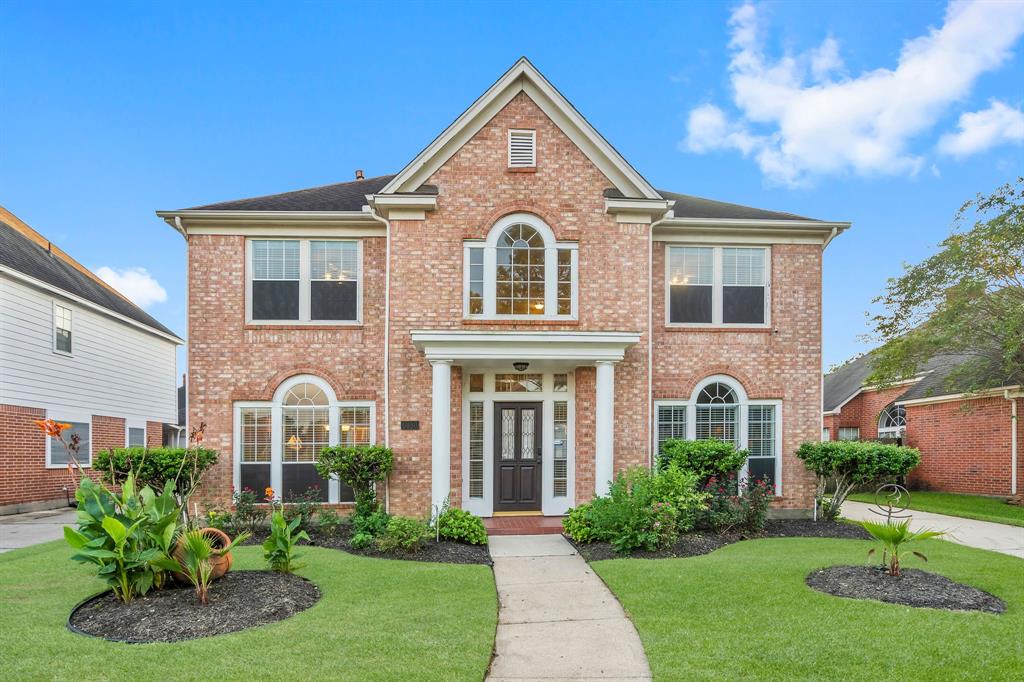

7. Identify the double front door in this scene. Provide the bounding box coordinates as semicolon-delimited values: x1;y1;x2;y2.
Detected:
494;402;542;512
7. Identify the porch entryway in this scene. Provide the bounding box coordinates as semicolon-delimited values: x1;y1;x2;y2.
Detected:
494;401;542;512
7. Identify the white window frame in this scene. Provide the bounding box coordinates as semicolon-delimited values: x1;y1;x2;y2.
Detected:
52;301;73;356
507;129;536;168
45;410;92;468
822;427;831;441
653;375;783;495
877;405;906;439
125;420;147;448
665;245;771;328
232;374;375;504
837;427;860;441
463;213;578;320
245;238;363;325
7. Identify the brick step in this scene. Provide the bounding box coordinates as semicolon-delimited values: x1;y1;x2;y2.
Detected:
484;515;565;536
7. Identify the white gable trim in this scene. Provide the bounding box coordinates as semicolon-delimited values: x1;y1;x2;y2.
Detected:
380;58;660;200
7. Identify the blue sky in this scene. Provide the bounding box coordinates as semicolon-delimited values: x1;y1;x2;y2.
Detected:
3;1;1023;374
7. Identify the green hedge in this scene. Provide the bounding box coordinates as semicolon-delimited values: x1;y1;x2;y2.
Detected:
94;447;218;493
658;439;747;479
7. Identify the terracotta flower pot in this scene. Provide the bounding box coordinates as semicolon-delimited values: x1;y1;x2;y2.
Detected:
172;527;235;583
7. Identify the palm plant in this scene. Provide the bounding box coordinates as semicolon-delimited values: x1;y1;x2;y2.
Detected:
860;519;945;576
177;528;250;604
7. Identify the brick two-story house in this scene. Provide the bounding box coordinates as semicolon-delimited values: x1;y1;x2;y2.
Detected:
159;59;849;518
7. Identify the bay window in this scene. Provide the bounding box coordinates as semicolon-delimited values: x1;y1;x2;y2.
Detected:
248;239;360;324
667;245;770;326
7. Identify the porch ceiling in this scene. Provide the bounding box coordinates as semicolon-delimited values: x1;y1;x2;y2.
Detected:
409;330;641;365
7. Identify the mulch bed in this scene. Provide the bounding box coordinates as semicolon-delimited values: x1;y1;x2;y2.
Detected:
240;526;492;566
806;565;1006;613
68;571;321;643
569;519;872;561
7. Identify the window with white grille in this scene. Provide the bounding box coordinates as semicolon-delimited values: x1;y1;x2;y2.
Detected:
508;129;536;168
667;245;769;326
838;427;860;441
469;402;484;498
657;405;687;452
249;239;360;323
553;401;568;497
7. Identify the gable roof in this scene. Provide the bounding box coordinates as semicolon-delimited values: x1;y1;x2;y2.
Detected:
380;57;661;200
182;175;439;212
823;350;998;412
0;207;181;341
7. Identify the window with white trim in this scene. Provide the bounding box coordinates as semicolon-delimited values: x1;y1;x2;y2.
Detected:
464;214;577;319
47;419;90;467
127;426;146;448
468;402;484;498
508;129;536;168
54;303;72;354
553;401;569;497
248;239;360;323
822;427;831;441
654;376;782;494
877;405;906;438
667;246;769;326
838;427;860;441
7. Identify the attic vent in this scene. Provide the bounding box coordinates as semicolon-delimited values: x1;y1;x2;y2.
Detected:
508;129;536;168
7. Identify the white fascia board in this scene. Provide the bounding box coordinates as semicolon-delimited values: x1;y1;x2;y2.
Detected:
156;211;383;237
604;198;673;224
896;385;1022;407
655;219;850;244
410;329;641;363
380;57;660;200
0;267;184;345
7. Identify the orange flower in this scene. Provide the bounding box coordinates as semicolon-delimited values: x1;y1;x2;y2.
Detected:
264;487;275;500
33;419;71;438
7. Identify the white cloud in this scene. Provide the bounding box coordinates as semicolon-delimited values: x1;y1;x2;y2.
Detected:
95;266;168;309
683;0;1024;186
938;99;1024;157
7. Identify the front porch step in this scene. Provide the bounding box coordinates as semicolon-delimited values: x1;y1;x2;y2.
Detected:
485;515;565;536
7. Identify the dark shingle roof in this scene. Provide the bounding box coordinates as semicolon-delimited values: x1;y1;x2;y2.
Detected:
823;351;990;412
184;175;437;212
0;220;179;339
604;188;821;222
184;174;822;222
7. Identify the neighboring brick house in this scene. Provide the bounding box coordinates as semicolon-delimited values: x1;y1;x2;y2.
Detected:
823;352;1022;498
0;207;182;514
158;58;849;518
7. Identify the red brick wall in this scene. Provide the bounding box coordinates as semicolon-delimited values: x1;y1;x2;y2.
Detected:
651;244;823;510
827;385;906;441
0;405;124;511
385;92;649;515
905;396;1018;496
186;234;387;509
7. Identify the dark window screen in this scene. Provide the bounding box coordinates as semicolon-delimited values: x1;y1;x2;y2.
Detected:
252;280;299;320
723;286;764;324
670;285;712;323
747;457;775;486
311;280;358;321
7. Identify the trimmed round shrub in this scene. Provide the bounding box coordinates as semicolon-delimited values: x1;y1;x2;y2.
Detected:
658;439;746;479
436;508;488;545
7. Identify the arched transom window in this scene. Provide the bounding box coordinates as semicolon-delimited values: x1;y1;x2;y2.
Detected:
696;382;739;444
465;213;577;319
878;404;906;437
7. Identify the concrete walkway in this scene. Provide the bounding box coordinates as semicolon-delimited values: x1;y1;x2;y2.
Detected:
487;534;651;681
0;508;77;553
842;500;1024;559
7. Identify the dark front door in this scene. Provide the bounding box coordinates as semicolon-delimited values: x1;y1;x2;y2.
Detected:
494;402;542;512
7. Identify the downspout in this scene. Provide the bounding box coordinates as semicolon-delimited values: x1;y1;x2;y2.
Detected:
814;226;838;520
1006;390;1018;496
647;209;670;470
368;205;392;513
175;216;189;445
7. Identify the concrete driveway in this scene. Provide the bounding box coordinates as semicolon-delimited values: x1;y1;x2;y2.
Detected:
842;500;1024;559
0;508;77;553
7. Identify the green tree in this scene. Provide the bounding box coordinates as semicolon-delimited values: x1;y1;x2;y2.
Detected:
868;177;1024;392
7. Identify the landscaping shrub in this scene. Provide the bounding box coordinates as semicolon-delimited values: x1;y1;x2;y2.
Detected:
658;439;746;480
436;508;488;545
95;446;218;500
315;445;394;517
317;509;343;537
284;486;322;532
697;472;773;534
351;508;390;538
860;518;945;576
375;517;431;553
63;474;182;602
263;503;309;573
230;487;269;535
350;532;374;550
562;465;707;553
796;441;921;520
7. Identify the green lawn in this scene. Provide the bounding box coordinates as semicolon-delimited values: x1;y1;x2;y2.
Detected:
0;541;496;681
848;491;1024;527
593;537;1024;681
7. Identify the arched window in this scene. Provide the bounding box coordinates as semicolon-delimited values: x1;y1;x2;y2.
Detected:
695;382;739;445
464;213;577;319
655;375;781;493
235;375;375;504
878;404;906;438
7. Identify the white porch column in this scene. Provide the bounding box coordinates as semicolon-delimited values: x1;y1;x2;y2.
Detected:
430;359;453;514
594;360;616;496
